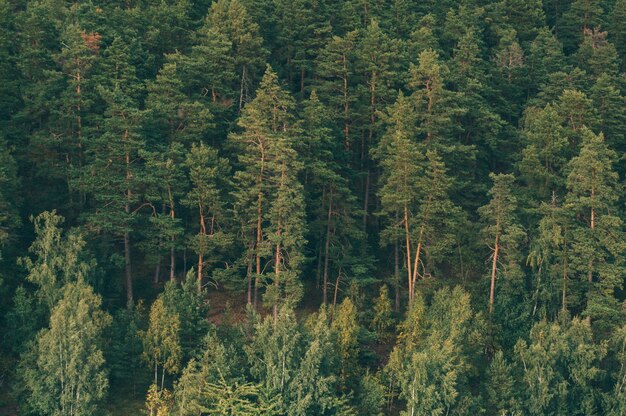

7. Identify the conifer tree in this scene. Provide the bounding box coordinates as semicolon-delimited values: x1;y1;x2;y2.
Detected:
76;36;144;304
205;0;268;110
182;143;233;292
231;66;305;311
479;173;524;314
564;128;625;331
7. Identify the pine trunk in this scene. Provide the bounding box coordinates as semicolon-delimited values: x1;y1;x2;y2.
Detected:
322;188;333;304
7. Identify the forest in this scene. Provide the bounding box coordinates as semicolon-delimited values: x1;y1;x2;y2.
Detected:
0;0;625;414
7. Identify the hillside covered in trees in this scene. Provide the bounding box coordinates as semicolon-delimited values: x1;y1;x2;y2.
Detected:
0;0;625;414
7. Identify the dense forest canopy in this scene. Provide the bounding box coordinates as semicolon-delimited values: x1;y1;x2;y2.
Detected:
0;0;625;414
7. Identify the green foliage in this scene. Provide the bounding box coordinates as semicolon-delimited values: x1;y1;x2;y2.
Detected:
1;1;626;413
370;285;393;342
19;280;112;416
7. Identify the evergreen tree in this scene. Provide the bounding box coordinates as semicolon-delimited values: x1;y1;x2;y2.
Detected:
231;66;305;311
479;173;525;315
564;128;625;332
75;36;144;304
205;0;268;110
182;143;233;292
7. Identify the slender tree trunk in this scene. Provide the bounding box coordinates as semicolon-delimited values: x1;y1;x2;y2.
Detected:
489;232;500;314
239;66;246;111
362;170;370;231
342;53;350;151
153;255;161;284
197;208;206;293
394;241;400;312
169;197;176;281
588;184;595;283
411;222;425;295
124;141;133;305
323;188;333;304
274;237;281;323
254;150;265;309
124;211;133;306
404;204;413;305
246;248;253;305
333;268;342;307
562;230;568;312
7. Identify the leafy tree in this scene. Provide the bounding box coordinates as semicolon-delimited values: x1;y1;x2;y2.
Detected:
514;317;607;415
19;211;94;311
370;285;393;342
142;297;182;390
19;279;112;416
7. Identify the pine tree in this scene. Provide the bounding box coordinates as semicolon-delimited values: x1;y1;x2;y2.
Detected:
231;66;305;311
375;93;461;304
479;173;525;314
75;36;144;304
205;0;268;110
559;0;604;53
299;91;365;305
485;351;520;414
564;128;625;332
518;104;569;201
182;143;233;292
315;31;358;153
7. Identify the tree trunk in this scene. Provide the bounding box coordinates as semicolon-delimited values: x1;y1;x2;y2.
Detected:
153;255;161;284
254;150;265;309
124;216;133;306
323;188;333;304
274;237;281;323
562;230;568;312
342;53;350;151
333;268;342;308
246;248;253;305
394;241;400;312
489;232;500;314
362;170;370;231
404;204;413;305
411;222;425;297
198;208;206;293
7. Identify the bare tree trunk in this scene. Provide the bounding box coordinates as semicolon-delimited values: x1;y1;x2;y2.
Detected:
394;241;400;312
588;186;595;283
404;205;413;305
153;256;161;284
333;269;342;308
411;222;425;296
198;209;206;293
562;230;568;312
124;207;133;306
274;237;281;323
246;249;253;305
323;188;333;304
239;66;246;112
362;170;370;231
254;151;265;309
489;232;500;314
342;53;350;151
